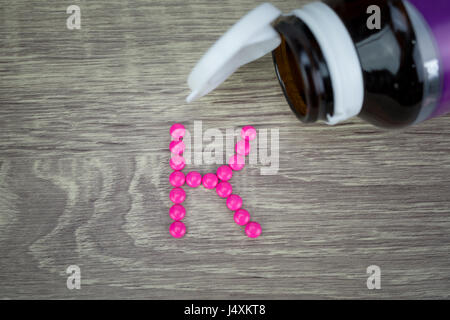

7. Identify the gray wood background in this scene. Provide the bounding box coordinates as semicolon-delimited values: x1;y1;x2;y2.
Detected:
1;0;450;300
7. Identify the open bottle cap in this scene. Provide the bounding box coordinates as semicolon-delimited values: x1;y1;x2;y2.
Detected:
186;3;282;103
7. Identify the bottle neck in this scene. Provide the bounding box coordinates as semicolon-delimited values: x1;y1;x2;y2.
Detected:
273;15;333;123
272;2;365;125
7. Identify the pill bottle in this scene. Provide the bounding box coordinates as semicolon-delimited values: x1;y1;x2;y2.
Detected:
187;1;450;128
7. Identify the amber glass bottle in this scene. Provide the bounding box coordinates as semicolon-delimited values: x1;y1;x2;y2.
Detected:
273;0;447;128
187;1;450;128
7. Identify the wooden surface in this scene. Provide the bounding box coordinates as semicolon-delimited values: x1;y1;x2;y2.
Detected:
1;0;450;300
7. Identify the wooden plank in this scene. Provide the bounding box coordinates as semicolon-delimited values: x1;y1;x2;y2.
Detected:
0;0;449;299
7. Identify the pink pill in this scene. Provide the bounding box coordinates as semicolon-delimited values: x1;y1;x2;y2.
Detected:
245;221;262;238
169;171;185;187
169;155;185;171
169;204;186;221
202;173;218;189
216;181;232;198
170;187;186;204
169;140;185;155
186;171;202;188
235;140;250;156
169;221;186;238
241;126;257;141
234;209;250;226
170;123;185;140
226;194;242;211
216;165;233;181
228;154;245;171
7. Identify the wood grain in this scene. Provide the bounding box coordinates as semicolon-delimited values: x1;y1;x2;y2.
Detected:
1;0;450;299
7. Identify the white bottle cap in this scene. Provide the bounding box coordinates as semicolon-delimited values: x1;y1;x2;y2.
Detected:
186;3;282;103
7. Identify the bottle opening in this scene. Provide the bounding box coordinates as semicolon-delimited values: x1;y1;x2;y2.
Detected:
273;36;308;118
273;3;365;125
272;16;334;123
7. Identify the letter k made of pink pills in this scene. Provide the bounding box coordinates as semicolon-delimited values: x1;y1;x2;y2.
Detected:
168;123;262;239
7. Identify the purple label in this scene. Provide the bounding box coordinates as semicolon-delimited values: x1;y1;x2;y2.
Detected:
407;0;450;117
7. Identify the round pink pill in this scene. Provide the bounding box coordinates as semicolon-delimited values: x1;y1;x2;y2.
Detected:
234;209;250;226
170;187;186;204
170;123;185;140
169;140;185;155
216;181;232;198
226;194;243;211
245;221;262;238
169;204;186;221
202;173;218;189
186;171;202;188
216;165;233;181
170;155;185;171
169;171;185;187
241;126;257;141
235;140;250;156
169;221;186;238
228;154;245;171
